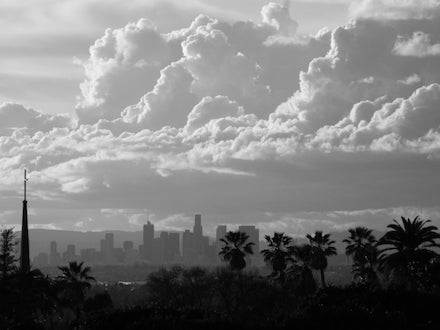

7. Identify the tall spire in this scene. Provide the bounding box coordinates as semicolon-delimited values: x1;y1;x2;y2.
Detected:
20;169;30;272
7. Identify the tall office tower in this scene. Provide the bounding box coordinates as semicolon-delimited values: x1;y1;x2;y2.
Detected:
49;241;61;266
80;248;96;263
20;169;30;272
238;225;259;261
105;233;114;250
216;225;227;247
152;236;165;264
143;221;154;260
103;232;115;264
193;214;203;257
160;232;170;263
123;241;134;251
194;214;202;236
65;244;76;262
100;239;106;254
168;233;180;262
182;229;193;264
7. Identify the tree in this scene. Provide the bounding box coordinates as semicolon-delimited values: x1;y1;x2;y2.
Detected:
378;216;440;291
57;261;96;319
288;244;317;295
0;228;17;280
343;227;379;285
306;231;337;287
219;231;254;271
261;232;293;283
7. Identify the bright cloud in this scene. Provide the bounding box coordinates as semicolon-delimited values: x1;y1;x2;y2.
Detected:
1;1;440;234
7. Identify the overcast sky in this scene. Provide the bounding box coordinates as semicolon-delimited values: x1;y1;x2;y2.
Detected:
1;0;440;236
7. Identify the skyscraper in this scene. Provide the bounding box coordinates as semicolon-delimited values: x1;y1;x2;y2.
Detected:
193;214;203;257
49;241;61;266
182;229;193;264
20;169;30;272
168;232;180;262
238;226;259;253
104;232;115;263
238;225;260;266
123;241;134;251
143;221;154;261
216;225;227;262
216;225;227;245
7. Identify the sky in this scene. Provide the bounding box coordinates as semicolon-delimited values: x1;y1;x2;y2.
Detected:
1;0;440;236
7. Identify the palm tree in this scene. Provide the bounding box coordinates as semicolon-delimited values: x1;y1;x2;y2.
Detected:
343;227;378;284
57;261;95;314
306;231;337;287
378;216;440;290
288;244;317;295
219;231;254;271
261;232;293;283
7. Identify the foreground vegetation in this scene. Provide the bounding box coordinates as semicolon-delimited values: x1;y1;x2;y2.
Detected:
1;216;439;329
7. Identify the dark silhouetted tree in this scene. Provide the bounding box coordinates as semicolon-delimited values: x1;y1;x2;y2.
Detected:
378;216;440;290
343;227;379;285
219;231;254;271
288;244;317;295
57;261;95;322
261;232;293;283
0;228;17;280
306;231;337;287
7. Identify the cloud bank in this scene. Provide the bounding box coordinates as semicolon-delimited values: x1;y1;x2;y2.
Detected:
1;0;440;235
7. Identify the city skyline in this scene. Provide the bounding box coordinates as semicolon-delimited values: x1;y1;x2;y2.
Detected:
31;214;263;268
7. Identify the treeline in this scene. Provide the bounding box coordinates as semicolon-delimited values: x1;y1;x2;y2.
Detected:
0;216;439;329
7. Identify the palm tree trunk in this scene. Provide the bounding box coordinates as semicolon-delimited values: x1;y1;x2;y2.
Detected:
320;269;326;288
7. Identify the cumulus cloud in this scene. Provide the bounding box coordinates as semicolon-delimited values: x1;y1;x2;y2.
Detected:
75;18;183;124
261;1;298;37
393;31;440;57
0;103;73;136
2;0;440;232
350;0;440;20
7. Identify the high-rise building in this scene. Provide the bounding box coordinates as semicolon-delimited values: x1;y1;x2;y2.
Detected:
168;232;180;262
63;244;76;262
238;226;259;252
160;232;169;263
123;241;134;251
238;225;260;266
194;214;202;236
182;229;193;264
216;225;227;248
49;241;61;266
103;233;115;264
80;248;96;263
105;233;114;251
152;236;164;264
193;214;203;257
143;221;154;261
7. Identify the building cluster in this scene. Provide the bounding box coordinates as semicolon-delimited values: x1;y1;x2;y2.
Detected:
32;215;262;267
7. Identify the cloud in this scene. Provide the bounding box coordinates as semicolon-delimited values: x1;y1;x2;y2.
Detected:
0;103;73;136
261;1;298;37
350;0;440;20
2;0;440;233
393;31;440;57
75;18;183;124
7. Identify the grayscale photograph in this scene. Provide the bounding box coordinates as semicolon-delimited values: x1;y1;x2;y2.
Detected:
0;0;439;329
